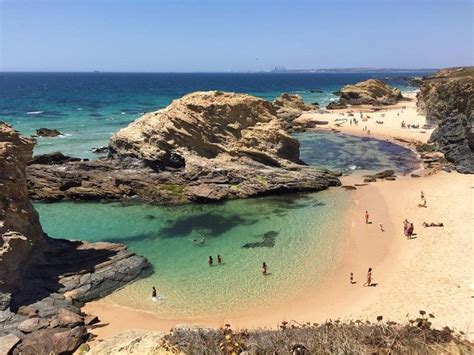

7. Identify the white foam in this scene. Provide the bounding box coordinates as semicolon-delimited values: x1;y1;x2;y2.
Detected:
26;111;43;115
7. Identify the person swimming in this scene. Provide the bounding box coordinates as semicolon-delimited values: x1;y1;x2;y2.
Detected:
208;255;213;266
192;237;206;245
262;262;267;275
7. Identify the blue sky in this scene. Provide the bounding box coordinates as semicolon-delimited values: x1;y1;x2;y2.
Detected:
0;0;472;72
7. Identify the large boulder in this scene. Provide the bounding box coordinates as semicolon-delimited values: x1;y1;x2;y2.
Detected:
35;128;62;137
417;67;474;173
328;79;404;108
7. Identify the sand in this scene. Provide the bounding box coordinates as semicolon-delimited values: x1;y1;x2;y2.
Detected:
84;93;474;341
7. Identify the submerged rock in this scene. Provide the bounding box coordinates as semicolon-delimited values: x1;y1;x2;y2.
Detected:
27;91;341;203
417;67;474;173
28;152;81;165
242;231;278;248
35;128;62;137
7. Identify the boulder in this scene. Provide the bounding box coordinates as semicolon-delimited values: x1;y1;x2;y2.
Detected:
0;334;20;355
326;101;348;110
272;93;318;130
35;128;62;137
329;79;404;107
17;326;88;355
17;317;50;333
52;308;84;328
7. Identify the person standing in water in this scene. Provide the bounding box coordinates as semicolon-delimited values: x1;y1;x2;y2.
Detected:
151;286;157;302
262;262;267;275
364;268;372;287
365;211;370;224
208;256;213;266
217;254;222;264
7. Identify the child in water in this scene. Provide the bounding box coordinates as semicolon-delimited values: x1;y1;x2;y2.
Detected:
217;254;222;264
208;256;213;266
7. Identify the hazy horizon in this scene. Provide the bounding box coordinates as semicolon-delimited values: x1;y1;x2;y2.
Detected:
1;0;472;72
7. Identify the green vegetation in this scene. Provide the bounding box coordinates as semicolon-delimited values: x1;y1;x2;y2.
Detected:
255;175;268;186
160;184;186;198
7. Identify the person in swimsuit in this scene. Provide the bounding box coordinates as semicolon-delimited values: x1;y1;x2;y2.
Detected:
350;272;354;284
364;268;372;287
217;254;222;264
365;211;369;224
208;256;213;266
152;287;157;302
262;262;267;275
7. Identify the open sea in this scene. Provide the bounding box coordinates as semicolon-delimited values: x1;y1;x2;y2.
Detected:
1;71;427;318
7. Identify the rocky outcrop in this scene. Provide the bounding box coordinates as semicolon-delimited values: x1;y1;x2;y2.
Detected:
35;128;62;137
27;91;341;203
327;79;404;108
417;67;474;173
272;93;318;131
28;152;82;165
0;122;149;354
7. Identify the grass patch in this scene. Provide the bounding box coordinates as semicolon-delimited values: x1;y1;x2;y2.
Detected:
160;184;186;197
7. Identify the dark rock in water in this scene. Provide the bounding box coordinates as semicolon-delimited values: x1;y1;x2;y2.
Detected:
310;89;323;93
90;146;109;154
242;231;278;249
28;152;81;165
35;128;62;137
417;67;474;173
144;214;156;220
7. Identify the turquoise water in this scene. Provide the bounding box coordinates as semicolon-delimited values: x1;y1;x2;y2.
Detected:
36;190;347;317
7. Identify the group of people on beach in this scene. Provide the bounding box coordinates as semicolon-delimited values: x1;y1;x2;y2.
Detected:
401;120;419;129
350;268;374;287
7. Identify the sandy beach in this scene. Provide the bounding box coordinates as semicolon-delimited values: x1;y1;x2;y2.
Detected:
84;93;474;341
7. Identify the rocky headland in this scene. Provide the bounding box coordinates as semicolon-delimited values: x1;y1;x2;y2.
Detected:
327;79;405;109
26;91;340;203
417;67;473;173
0;122;149;354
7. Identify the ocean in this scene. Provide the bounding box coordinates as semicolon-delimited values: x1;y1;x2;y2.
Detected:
2;71;425;318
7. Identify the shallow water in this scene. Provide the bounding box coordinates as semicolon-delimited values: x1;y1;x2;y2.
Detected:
36;190;347;317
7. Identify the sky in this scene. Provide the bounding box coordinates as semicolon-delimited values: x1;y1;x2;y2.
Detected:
0;0;472;72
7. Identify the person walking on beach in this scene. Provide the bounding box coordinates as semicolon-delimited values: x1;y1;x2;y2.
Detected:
365;211;369;224
350;272;354;284
217;254;222;264
379;223;384;232
208;256;213;266
364;268;372;287
262;262;267;275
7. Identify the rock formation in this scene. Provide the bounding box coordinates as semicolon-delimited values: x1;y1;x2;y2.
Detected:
327;79;404;108
272;93;318;131
0;122;149;354
417;67;473;173
27;91;340;203
35;128;62;137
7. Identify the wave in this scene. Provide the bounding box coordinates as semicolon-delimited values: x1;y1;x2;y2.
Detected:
26;111;43;115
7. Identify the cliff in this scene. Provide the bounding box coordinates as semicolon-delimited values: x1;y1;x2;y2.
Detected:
327;79;404;108
417;67;474;173
27;91;340;203
0;122;149;354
